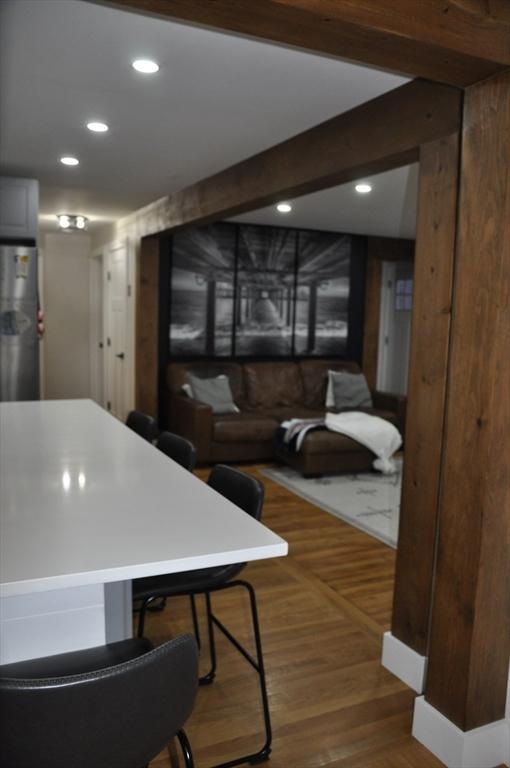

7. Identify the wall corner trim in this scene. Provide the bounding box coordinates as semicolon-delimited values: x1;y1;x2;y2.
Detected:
412;695;510;768
381;630;427;693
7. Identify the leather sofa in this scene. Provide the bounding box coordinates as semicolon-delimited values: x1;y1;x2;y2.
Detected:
164;359;406;475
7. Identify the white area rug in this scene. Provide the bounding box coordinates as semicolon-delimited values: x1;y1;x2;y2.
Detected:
261;460;402;548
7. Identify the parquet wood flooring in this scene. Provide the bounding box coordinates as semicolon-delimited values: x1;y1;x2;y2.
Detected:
144;464;443;767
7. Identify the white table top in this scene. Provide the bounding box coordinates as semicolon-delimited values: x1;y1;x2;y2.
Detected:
0;400;287;598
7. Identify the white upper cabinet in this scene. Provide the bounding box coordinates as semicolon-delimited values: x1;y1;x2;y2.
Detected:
0;177;39;241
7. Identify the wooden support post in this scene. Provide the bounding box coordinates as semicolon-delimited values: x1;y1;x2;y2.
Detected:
362;254;382;390
424;69;510;732
390;134;460;657
136;236;160;417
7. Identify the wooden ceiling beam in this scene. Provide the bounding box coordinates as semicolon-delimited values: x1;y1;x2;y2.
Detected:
151;79;462;233
103;0;510;87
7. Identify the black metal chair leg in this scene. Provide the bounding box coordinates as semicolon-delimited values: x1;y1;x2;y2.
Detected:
199;591;217;686
206;580;272;768
189;594;201;650
241;581;272;764
176;728;195;768
137;598;150;638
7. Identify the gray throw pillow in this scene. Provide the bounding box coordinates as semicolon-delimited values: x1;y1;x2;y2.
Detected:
187;374;239;414
330;370;373;410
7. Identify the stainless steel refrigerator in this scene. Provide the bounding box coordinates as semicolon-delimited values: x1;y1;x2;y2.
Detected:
0;245;39;401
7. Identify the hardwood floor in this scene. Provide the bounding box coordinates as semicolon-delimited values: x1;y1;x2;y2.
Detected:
145;463;443;768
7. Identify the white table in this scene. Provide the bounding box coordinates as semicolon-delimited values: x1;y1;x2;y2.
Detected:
0;399;288;664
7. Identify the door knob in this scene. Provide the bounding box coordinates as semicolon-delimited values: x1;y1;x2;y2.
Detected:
115;352;125;359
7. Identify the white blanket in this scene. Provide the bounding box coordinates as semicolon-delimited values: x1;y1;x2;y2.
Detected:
325;411;402;474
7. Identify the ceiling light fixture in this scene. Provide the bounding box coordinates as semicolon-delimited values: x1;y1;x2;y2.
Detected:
355;183;372;194
57;214;88;231
276;202;292;213
86;121;109;133
60;156;79;166
132;59;159;74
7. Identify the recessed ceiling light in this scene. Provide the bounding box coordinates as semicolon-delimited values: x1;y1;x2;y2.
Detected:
57;214;70;229
86;121;109;133
276;202;292;213
60;156;79;166
132;59;159;74
57;214;88;231
355;183;372;194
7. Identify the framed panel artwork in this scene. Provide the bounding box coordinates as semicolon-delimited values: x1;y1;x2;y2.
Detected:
168;221;356;359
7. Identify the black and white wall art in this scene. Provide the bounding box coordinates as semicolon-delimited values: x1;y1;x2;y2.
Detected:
168;221;358;358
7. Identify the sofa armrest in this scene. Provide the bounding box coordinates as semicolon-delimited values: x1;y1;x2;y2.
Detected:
372;390;407;436
168;394;214;463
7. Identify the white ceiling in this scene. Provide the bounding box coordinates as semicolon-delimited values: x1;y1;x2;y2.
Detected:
230;164;418;239
0;0;414;236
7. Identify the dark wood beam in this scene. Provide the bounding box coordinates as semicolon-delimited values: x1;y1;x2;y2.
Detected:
391;133;460;654
366;236;414;263
157;80;461;233
425;68;510;731
105;0;510;87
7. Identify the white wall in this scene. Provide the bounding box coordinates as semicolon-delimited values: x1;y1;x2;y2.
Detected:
42;232;91;399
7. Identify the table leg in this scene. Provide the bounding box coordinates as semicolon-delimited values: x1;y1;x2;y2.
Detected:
104;580;133;642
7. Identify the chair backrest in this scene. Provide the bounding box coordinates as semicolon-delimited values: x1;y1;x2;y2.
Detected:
0;635;198;768
126;410;158;442
157;431;197;472
207;464;264;521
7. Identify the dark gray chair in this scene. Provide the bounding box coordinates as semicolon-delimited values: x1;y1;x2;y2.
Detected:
0;635;198;768
133;465;271;768
157;431;197;471
126;410;158;442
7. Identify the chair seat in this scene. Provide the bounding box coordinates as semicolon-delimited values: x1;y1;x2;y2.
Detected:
0;637;153;680
133;563;245;601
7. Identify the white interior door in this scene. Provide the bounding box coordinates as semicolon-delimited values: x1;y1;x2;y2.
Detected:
105;241;128;420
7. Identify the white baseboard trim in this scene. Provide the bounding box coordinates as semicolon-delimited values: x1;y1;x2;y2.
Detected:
413;696;510;768
381;631;427;693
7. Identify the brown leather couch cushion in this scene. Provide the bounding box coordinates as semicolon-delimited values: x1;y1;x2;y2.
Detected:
244;362;304;409
299;359;361;408
213;413;278;443
300;429;368;455
167;362;246;407
261;406;324;422
299;408;397;454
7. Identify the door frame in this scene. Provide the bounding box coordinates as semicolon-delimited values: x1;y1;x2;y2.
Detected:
103;239;129;419
89;249;105;406
376;261;396;392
